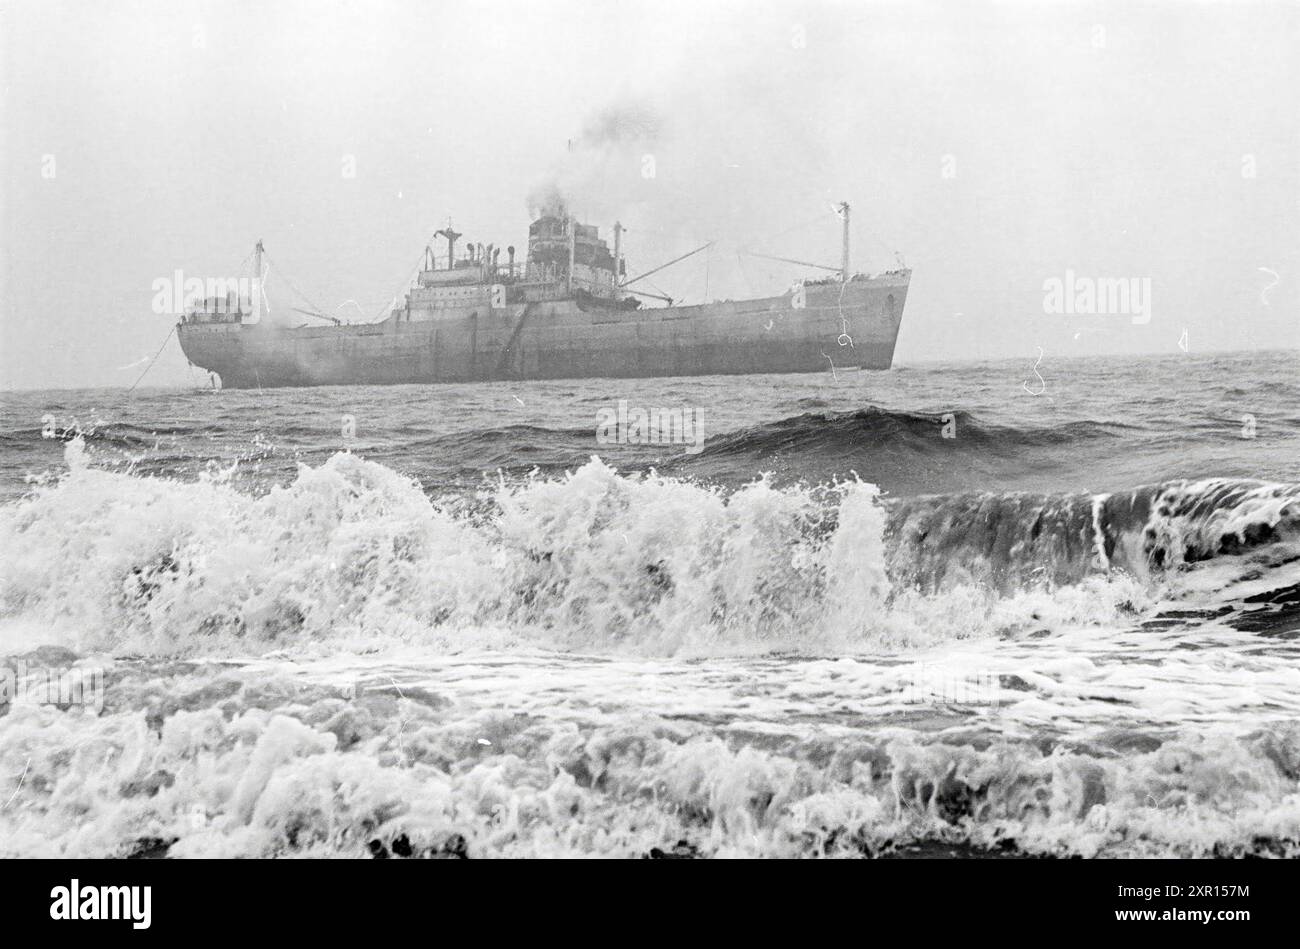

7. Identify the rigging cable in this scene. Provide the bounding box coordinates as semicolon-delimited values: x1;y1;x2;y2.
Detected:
127;325;176;395
263;250;329;319
375;241;438;322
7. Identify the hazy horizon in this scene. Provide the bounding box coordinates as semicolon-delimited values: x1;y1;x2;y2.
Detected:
3;0;1298;390
2;345;1295;396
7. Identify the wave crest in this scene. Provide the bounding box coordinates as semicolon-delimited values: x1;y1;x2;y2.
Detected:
1;440;1294;656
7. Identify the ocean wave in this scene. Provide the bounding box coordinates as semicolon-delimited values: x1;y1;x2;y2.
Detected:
888;478;1300;594
1;440;1296;657
697;406;1135;460
670;405;1150;492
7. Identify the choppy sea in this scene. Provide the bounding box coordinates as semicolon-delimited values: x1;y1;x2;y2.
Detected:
1;348;1298;858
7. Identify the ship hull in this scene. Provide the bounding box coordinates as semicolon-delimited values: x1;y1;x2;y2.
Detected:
178;272;908;388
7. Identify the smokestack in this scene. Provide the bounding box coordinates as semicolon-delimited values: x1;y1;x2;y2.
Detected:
508;245;516;278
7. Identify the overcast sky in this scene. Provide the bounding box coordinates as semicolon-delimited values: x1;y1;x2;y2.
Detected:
2;0;1297;390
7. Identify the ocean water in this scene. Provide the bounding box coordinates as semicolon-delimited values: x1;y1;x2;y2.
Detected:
1;348;1298;858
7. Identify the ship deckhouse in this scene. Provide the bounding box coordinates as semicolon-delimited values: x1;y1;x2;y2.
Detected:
396;211;626;321
524;213;622;295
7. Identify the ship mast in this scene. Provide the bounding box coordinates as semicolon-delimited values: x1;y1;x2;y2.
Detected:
567;215;576;293
253;239;264;321
435;226;462;270
839;202;850;282
612;221;623;300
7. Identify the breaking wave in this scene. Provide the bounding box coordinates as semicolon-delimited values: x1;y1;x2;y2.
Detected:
1;439;1296;657
890;478;1300;594
0;439;889;655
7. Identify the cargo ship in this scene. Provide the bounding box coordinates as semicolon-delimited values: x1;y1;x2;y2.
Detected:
177;203;909;388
